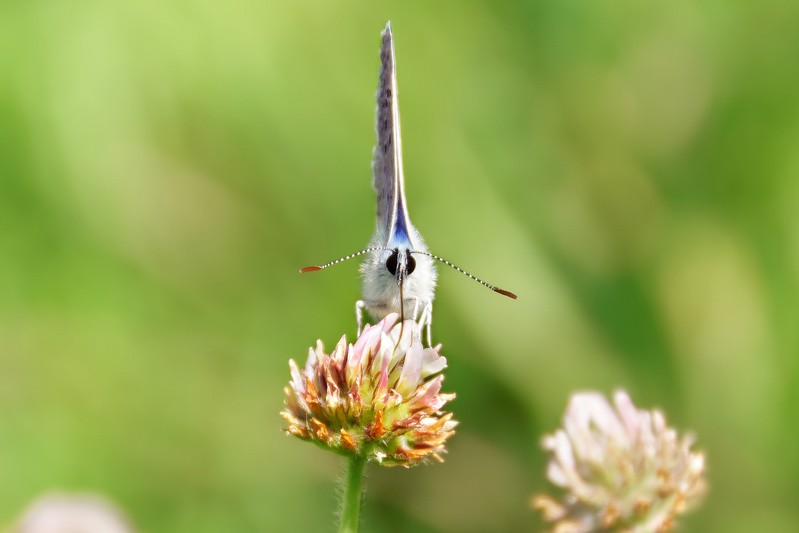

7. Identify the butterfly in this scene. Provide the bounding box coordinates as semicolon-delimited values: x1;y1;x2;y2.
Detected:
301;22;516;342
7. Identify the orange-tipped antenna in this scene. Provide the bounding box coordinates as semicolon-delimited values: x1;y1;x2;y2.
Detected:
493;287;517;299
299;247;388;273
411;250;518;299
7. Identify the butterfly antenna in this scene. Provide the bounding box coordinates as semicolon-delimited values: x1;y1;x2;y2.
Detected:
299;247;388;273
411;250;518;299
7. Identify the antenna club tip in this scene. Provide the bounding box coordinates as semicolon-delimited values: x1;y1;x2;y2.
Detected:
300;266;322;273
494;288;518;299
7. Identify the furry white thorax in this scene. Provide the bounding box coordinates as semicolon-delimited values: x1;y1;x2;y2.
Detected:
360;223;437;323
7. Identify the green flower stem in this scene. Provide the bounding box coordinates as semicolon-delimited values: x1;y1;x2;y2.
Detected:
339;455;367;533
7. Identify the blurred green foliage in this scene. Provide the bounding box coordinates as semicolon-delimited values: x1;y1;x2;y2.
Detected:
1;1;798;531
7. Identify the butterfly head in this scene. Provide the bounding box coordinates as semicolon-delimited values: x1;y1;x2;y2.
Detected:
385;247;416;285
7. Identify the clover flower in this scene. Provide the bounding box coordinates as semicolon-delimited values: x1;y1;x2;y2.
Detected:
281;314;457;466
13;493;135;533
533;390;707;532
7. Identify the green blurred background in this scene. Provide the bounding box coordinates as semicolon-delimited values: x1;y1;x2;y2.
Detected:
1;0;798;531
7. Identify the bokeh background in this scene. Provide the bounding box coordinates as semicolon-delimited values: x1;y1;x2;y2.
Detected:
2;0;798;531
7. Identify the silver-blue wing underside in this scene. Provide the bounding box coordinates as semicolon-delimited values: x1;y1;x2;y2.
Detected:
372;22;412;245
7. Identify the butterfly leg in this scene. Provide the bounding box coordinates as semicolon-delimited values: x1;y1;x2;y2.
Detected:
355;300;367;336
411;297;430;345
411;297;421;322
418;301;433;347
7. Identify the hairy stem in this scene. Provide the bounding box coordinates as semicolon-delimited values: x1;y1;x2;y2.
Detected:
339;455;367;533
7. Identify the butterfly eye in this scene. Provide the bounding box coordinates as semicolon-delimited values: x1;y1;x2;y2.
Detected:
385;250;399;276
406;253;416;275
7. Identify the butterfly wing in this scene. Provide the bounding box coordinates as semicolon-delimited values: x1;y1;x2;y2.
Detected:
362;23;437;325
373;22;412;244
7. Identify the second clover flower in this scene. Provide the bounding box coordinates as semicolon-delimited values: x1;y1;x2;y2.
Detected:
533;390;707;532
281;314;457;466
